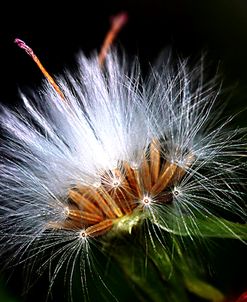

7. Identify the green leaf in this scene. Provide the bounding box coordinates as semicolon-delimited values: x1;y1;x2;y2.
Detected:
104;224;228;302
105;234;190;302
146;234;225;302
184;276;225;302
151;215;247;239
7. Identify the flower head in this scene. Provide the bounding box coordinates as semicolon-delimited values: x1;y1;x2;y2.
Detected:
0;42;246;300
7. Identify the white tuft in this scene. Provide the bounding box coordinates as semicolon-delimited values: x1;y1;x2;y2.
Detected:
0;51;246;299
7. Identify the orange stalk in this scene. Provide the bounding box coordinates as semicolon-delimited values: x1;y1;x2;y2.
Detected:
14;38;65;99
98;12;128;66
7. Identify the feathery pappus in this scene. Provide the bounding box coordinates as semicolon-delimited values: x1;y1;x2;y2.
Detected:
0;12;246;302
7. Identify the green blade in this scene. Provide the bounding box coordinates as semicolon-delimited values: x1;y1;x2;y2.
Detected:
151;215;247;239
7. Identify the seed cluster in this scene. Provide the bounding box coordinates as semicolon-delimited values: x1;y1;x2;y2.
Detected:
50;140;193;237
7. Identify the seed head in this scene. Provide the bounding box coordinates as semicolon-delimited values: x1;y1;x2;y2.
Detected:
0;42;246;300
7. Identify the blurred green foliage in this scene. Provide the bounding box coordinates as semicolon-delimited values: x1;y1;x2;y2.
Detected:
0;281;17;302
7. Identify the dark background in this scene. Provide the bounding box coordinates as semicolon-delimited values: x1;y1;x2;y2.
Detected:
0;0;247;301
